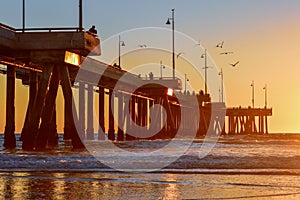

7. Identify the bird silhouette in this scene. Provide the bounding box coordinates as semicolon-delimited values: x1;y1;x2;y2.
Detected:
177;52;184;58
230;61;240;67
194;40;201;46
138;44;147;48
220;52;234;55
216;41;224;48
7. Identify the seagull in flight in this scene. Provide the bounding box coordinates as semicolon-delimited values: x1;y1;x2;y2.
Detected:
220;52;234;55
216;41;224;48
230;61;240;67
194;40;201;46
138;44;147;48
177;52;184;58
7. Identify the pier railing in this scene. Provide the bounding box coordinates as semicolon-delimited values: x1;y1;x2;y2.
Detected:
0;22;83;32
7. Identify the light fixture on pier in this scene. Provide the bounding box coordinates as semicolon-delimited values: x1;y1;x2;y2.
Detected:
160;61;165;79
263;84;267;108
118;35;125;67
251;80;255;108
218;68;224;103
167;88;174;96
201;49;208;95
184;74;189;93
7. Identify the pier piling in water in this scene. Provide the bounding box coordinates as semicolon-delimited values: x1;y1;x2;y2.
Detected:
108;90;115;141
86;84;94;140
4;65;16;149
98;87;105;140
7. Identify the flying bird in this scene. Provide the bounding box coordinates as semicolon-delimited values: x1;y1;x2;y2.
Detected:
220;52;234;55
230;61;240;67
138;44;147;48
194;40;201;46
177;52;184;58
216;41;224;48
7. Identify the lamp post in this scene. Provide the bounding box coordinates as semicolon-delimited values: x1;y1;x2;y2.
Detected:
251;80;255;108
166;9;175;79
201;49;208;95
79;0;83;31
22;0;25;32
118;35;125;67
160;61;165;79
263;84;267;108
218;68;224;103
184;74;189;93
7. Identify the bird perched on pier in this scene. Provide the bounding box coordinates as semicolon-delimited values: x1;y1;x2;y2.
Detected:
230;61;240;67
220;52;234;55
216;41;224;48
87;25;98;36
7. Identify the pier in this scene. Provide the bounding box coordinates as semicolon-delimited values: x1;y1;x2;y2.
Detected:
0;22;272;150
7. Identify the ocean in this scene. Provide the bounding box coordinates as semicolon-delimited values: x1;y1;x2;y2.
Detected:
0;134;300;199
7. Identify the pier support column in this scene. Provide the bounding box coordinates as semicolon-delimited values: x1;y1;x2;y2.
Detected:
86;84;94;140
117;92;124;141
108;90;115;141
21;71;38;141
137;97;142;127
141;98;148;130
58;65;84;149
124;94;131;141
98;87;105;140
127;95;137;140
48;106;58;146
63;102;72;140
163;96;175;138
265;116;269;134
149;97;161;139
36;65;60;150
78;82;86;140
22;65;53;150
4;65;16;149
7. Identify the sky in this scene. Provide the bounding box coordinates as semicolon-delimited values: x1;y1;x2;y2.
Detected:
1;0;300;133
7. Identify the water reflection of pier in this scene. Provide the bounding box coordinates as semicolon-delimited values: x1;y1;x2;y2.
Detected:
0;22;272;150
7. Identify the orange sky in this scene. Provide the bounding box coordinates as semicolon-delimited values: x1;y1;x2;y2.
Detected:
1;1;300;133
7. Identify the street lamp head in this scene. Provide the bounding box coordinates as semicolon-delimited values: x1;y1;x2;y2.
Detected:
121;41;125;46
166;18;171;25
201;54;205;59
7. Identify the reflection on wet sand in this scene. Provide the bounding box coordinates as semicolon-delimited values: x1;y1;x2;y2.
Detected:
162;174;180;200
0;172;300;199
